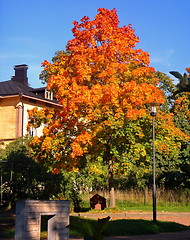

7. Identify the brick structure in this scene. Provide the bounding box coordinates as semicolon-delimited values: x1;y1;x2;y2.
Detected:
14;200;69;240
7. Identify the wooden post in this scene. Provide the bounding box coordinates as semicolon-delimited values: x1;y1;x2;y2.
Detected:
108;159;115;208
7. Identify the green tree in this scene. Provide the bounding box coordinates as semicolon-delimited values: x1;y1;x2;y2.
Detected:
157;68;190;189
0;137;62;208
170;70;190;95
172;93;190;188
156;71;176;113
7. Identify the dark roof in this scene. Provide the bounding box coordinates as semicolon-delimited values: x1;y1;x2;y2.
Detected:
0;80;34;96
0;64;59;104
90;194;106;201
0;80;58;104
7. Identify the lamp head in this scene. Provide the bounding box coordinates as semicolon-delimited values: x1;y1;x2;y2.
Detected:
146;102;161;117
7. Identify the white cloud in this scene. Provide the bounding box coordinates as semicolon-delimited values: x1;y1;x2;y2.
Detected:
150;49;174;67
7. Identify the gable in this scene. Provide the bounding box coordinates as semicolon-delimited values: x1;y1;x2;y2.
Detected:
0;64;59;104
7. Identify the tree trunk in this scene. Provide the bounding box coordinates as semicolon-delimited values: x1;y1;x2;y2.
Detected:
108;159;115;208
143;187;147;206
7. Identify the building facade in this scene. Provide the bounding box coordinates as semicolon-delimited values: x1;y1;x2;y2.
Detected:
0;64;61;145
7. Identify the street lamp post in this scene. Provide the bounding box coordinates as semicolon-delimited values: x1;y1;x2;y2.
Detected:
0;160;6;206
147;102;161;222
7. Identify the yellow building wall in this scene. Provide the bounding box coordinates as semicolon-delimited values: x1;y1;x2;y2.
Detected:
0;95;60;145
0;96;19;141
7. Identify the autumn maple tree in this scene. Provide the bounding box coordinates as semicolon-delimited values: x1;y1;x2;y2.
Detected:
28;8;188;207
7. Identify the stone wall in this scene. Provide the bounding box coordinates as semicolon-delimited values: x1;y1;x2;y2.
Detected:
15;200;69;240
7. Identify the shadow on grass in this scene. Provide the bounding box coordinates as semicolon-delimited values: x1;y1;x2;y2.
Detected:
0;212;189;239
79;207;91;212
0;211;15;239
69;216;190;237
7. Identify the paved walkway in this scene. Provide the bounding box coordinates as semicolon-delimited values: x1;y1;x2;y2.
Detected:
70;231;190;240
71;211;190;226
105;230;190;240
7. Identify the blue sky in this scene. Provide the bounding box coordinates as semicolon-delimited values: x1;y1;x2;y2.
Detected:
0;0;189;88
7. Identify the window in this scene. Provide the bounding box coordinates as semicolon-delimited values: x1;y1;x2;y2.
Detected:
29;126;37;137
45;89;53;100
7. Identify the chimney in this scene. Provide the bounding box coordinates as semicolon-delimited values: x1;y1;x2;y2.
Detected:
11;64;28;85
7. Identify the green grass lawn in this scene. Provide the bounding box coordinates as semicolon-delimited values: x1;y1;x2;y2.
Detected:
81;200;190;213
115;200;190;212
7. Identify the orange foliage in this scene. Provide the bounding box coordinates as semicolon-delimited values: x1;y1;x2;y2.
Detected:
158;112;188;140
29;8;169;169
